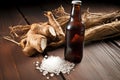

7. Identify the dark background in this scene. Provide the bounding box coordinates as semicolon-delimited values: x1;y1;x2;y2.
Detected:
0;0;120;6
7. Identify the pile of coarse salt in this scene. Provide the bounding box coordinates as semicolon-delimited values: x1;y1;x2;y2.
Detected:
34;55;75;79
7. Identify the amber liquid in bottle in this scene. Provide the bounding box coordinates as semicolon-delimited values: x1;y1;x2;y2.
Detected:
64;0;85;63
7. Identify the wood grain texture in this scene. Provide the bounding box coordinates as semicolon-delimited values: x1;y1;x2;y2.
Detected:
64;41;120;80
114;40;120;47
0;8;47;80
0;8;26;80
17;5;47;23
0;1;120;80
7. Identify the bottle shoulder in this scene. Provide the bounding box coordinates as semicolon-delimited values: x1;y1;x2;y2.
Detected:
66;21;85;29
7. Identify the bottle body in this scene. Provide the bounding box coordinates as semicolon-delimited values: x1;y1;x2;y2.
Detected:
64;0;85;63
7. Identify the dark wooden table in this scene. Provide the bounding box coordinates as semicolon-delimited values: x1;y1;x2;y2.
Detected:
0;0;120;80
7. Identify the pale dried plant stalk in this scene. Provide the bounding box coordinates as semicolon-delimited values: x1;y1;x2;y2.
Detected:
82;10;120;28
52;5;70;17
3;36;20;45
85;21;120;42
3;6;120;56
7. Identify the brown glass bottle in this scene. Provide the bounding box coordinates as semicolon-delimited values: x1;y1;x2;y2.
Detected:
64;0;85;63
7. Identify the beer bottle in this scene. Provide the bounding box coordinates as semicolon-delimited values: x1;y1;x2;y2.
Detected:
64;0;85;63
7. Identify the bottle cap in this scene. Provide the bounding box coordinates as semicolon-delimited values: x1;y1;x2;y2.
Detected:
72;0;82;5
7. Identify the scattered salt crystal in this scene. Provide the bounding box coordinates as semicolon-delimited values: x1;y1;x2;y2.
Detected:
35;63;39;66
36;61;39;64
39;69;43;72
35;66;40;69
50;73;54;77
34;55;75;79
46;76;49;79
44;55;48;58
43;71;48;76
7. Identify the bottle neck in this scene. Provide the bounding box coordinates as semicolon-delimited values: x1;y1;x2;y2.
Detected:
70;4;81;22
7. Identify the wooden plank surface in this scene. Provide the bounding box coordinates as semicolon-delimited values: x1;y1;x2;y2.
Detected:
0;7;27;80
0;0;120;80
38;1;120;80
18;1;120;80
62;2;120;80
63;41;120;80
0;7;47;80
114;40;120;47
17;5;48;24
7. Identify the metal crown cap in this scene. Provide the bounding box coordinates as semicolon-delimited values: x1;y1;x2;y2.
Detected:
72;0;82;5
